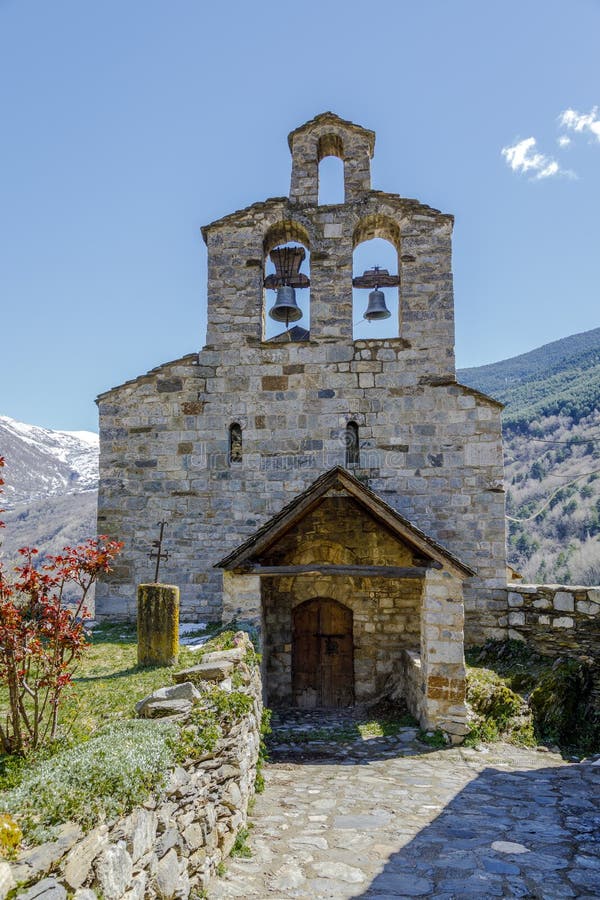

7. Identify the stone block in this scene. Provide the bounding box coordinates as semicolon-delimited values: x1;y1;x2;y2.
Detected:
181;402;204;415
507;593;524;607
261;376;288;391
426;675;465;702
508;611;525;626
154;849;180;900
94;843;133;900
425;641;464;664
0;862;14;900
202;648;245;664
17;878;66;900
122;809;158;863
173;661;234;684
577;600;600;616
553;616;574;629
122;873;146;900
63;826;109;890
135;682;200;716
553;592;574;612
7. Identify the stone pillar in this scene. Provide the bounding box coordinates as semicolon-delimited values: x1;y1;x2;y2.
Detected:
420;568;469;743
137;584;180;667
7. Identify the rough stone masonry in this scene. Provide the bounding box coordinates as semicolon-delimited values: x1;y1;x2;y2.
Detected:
95;112;507;647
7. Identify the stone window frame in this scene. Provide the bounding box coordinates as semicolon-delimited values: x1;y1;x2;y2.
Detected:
229;423;243;466
345;421;360;468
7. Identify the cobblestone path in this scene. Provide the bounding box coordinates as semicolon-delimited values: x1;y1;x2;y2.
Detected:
211;718;600;899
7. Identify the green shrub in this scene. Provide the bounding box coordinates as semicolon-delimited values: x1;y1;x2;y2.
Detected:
230;826;252;858
417;729;447;748
467;673;524;728
464;719;499;746
177;686;254;762
530;659;600;752
466;640;600;753
1;720;177;844
255;708;272;794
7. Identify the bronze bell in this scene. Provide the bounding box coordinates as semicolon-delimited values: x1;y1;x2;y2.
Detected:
268;285;303;323
364;288;391;321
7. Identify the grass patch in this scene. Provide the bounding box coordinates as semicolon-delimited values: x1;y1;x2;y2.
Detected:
272;711;417;746
417;729;447;748
255;708;272;794
230;825;252;858
0;623;258;848
466;640;600;753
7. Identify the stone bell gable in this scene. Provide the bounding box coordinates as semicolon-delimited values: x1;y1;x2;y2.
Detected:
96;111;508;647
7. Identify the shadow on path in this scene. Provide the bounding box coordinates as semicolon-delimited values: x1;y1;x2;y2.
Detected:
353;760;600;899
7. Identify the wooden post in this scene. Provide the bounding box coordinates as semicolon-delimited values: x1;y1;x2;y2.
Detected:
137;583;180;667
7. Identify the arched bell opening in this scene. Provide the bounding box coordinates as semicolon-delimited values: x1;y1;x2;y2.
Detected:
352;215;401;340
262;221;311;342
317;133;345;205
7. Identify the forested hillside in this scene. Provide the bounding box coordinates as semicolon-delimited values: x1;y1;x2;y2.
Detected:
459;328;600;584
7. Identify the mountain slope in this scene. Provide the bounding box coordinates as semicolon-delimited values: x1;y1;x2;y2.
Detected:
459;328;600;584
458;326;600;404
0;416;99;569
0;416;98;509
1;492;98;568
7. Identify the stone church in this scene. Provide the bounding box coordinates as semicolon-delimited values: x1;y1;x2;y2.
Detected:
96;112;507;738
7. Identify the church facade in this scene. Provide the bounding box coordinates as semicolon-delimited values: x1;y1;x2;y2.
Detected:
96;113;508;735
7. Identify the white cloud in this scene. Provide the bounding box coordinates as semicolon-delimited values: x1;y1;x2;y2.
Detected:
557;135;571;148
501;137;563;180
560;106;600;141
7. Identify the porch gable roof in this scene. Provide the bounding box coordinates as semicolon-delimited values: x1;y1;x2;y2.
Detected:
216;466;475;579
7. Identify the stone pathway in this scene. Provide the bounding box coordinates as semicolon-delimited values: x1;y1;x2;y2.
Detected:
211;717;600;899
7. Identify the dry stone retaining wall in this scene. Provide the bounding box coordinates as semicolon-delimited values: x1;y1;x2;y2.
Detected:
1;636;262;900
504;583;600;661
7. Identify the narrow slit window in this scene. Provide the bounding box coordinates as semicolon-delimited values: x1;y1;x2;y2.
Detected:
346;421;359;467
229;423;242;465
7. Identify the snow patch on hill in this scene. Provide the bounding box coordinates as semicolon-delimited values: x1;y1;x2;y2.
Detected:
0;415;99;509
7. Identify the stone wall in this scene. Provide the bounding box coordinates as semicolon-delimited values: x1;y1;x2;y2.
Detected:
96;340;506;641
263;574;422;708
1;637;263;900
505;583;600;661
96;113;507;644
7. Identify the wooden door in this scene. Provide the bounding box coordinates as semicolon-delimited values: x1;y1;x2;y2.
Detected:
292;598;354;708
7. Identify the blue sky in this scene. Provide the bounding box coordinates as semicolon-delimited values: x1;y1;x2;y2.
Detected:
1;0;599;431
